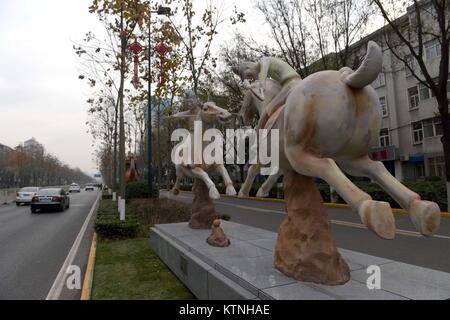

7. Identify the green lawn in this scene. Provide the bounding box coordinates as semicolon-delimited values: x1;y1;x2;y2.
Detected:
91;238;195;300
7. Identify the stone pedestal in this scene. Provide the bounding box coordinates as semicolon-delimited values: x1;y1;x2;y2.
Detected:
189;178;218;229
274;172;350;285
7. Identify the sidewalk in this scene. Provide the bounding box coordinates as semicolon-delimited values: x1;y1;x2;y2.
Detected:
0;189;18;205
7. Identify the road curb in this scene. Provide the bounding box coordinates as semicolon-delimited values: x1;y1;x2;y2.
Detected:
81;232;97;300
173;190;450;218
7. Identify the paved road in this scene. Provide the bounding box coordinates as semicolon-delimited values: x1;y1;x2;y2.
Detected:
0;191;98;299
162;191;450;273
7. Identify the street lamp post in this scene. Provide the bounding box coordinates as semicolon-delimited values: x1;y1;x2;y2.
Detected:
147;5;171;197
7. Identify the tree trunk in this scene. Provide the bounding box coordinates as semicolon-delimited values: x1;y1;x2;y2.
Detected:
118;8;126;199
438;98;450;212
113;103;118;191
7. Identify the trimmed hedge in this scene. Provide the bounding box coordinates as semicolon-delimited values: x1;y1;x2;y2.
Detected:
126;181;159;199
178;179;448;211
94;199;140;239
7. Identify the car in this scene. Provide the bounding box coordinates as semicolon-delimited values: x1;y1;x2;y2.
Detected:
31;188;70;213
69;183;81;193
85;183;95;191
16;187;40;206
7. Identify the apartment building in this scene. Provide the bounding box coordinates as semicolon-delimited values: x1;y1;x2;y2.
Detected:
351;2;449;182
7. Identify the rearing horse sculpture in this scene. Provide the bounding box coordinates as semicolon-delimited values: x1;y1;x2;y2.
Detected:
233;41;441;240
170;93;237;200
237;79;284;198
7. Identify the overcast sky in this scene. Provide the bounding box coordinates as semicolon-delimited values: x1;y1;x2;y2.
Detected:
0;0;268;175
0;1;384;175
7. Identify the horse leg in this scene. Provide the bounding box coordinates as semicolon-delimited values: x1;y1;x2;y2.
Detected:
338;156;440;236
216;165;237;196
284;146;395;239
171;165;183;195
190;167;220;199
238;164;260;197
256;169;283;198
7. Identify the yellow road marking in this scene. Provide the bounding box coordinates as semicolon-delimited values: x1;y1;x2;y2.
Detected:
80;232;97;300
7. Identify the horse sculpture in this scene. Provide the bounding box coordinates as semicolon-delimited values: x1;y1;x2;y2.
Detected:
237;79;284;198
232;41;441;284
125;154;139;184
234;41;441;240
170;92;237;200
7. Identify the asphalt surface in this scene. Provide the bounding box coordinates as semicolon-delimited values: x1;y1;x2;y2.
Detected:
0;190;99;299
162;190;450;273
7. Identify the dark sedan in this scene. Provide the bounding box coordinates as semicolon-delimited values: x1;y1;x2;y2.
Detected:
31;188;70;213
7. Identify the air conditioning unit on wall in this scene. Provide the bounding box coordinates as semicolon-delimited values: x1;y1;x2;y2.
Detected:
400;155;409;162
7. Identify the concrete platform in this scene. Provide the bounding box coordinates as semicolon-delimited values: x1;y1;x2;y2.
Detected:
150;221;450;300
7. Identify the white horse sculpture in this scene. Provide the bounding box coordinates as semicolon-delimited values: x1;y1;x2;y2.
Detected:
233;41;441;239
171;97;237;200
237;79;285;198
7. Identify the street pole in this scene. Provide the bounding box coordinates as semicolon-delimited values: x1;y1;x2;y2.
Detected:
147;6;171;198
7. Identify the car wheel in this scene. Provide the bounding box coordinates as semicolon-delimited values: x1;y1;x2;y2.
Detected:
16;202;20;206
31;207;36;213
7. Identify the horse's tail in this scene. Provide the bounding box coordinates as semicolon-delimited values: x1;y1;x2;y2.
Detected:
340;41;382;89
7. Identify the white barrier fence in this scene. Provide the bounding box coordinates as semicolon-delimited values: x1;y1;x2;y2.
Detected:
0;188;18;205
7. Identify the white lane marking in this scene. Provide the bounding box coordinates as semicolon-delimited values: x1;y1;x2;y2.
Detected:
165;192;450;240
46;192;101;300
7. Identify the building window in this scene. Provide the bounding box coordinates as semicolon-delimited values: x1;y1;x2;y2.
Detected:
419;83;430;100
408;86;419;109
373;72;386;87
429;156;445;179
405;55;416;77
424;39;441;61
421;117;443;139
415;163;425;179
412;121;423;144
379;96;388;117
379;128;390;147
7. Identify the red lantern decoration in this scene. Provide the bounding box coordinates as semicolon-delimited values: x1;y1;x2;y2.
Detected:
128;39;144;88
155;42;172;84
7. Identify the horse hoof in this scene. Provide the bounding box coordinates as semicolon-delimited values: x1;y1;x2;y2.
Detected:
359;200;395;240
256;188;269;198
209;188;220;200
226;185;237;196
408;199;441;236
238;190;249;198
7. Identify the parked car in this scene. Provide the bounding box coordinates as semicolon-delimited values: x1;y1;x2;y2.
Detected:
85;183;95;191
31;188;70;213
69;183;81;193
16;187;40;206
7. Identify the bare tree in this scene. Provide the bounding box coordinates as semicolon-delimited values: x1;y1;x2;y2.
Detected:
256;0;374;74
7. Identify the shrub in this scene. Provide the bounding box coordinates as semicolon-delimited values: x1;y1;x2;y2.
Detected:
218;213;231;221
125;181;159;199
127;198;191;230
102;194;112;200
315;180;447;211
94;199;140;239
